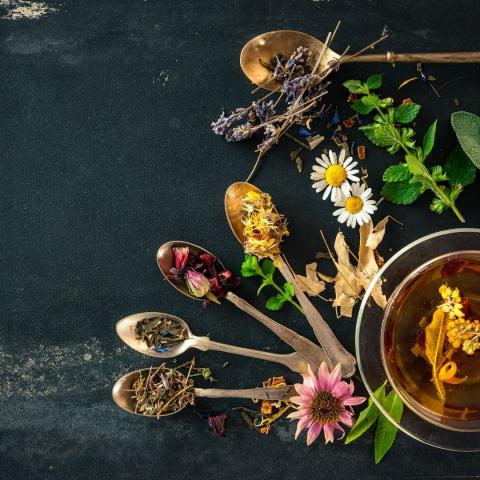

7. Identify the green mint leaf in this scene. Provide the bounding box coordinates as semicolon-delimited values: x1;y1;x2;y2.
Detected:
257;279;271;296
379;97;394;109
445;145;477;187
430;197;448;214
405;153;429;177
451;111;480;169
241;254;262;277
282;282;295;298
394;103;421;124
260;258;275;278
343;79;368;94
266;293;286;311
410;175;436;191
381;181;423;205
366;73;382;90
383;164;412;183
345;381;387;444
361;94;382;110
374;390;403;464
351;99;375;115
430;165;448;183
370;124;403;153
360;125;383;146
422;120;437;159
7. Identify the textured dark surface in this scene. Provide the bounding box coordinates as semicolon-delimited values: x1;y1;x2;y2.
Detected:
1;0;480;478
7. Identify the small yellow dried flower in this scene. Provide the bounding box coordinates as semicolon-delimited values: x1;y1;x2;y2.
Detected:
438;284;464;319
241;191;289;261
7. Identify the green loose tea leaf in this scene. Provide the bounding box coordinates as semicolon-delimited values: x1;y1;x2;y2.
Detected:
394;103;421;124
451;111;480;168
383;164;412;182
422;120;437;159
445;145;477;187
374;390;404;464
345;381;387;444
381;180;423;205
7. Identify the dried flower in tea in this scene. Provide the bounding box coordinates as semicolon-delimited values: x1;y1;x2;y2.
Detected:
134;316;187;351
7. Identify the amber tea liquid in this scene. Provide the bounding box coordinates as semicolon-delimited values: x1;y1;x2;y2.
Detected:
382;251;480;431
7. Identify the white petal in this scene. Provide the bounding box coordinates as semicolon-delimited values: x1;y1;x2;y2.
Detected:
312;180;327;191
343;156;352;167
356;213;364;226
341;182;351;196
322;185;332;200
362;187;372;199
321;154;330;165
338;210;350;223
346;214;354;227
359;183;366;194
333;207;345;217
347;168;359;174
338;149;346;164
331;187;338;202
360;211;371;223
312;165;326;173
329;150;336;164
364;205;377;214
351;215;357;228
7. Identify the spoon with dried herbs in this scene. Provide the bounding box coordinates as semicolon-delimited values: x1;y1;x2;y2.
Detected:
116;311;310;374
224;182;356;377
112;361;295;418
156;240;327;370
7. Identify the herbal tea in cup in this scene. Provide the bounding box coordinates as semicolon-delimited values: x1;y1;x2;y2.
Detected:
382;251;480;431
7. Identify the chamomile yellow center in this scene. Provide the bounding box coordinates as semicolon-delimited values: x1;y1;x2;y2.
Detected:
325;164;347;187
345;196;364;214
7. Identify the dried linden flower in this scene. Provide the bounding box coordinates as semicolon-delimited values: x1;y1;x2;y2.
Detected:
241;191;289;261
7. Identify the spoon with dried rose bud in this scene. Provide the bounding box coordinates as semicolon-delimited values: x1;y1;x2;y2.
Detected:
156;240;327;370
224;182;356;377
112;361;295;418
116;311;310;374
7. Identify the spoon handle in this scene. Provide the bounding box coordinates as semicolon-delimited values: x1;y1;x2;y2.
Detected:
344;51;480;64
225;291;327;369
193;337;308;374
276;256;356;378
194;385;295;401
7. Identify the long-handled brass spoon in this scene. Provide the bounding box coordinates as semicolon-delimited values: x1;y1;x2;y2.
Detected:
241;30;480;91
156;240;327;370
116;311;309;374
225;182;356;378
112;368;295;417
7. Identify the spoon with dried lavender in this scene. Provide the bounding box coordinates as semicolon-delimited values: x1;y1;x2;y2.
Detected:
112;362;295;418
116;311;310;374
156;240;327;370
224;181;356;378
240;29;480;91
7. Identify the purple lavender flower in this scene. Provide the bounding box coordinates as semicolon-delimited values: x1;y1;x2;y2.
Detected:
226;123;254;142
253;100;275;123
256;123;279;153
272;47;311;82
283;74;317;103
211;108;250;137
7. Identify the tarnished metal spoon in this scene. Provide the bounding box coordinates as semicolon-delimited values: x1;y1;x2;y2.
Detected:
224;182;356;378
116;311;309;373
240;30;480;91
112;368;295;418
156;240;327;370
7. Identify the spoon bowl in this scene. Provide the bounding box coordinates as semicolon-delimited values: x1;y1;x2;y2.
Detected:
240;30;337;91
116;312;193;358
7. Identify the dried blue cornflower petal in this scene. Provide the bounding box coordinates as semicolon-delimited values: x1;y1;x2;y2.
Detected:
154;346;171;353
298;126;317;137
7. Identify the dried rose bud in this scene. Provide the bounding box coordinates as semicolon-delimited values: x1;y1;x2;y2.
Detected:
185;269;211;297
173;247;189;271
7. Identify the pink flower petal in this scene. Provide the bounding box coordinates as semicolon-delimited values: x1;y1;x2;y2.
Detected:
339;411;353;426
295;415;314;440
323;423;335;444
295;384;315;398
331;381;350;399
316;362;329;391
306;422;323;446
343;396;367;406
327;363;342;390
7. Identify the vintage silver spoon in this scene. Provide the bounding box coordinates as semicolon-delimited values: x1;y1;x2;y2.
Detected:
240;30;480;91
116;311;310;374
112;368;295;418
224;181;356;378
156;240;327;370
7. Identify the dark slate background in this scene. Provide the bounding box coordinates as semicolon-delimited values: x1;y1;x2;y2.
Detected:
1;0;479;478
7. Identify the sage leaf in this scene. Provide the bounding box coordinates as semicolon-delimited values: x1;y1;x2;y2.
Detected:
374;390;403;464
394;103;421;124
422;120;437;159
345;381;387;444
445;145;477;187
451;111;480;169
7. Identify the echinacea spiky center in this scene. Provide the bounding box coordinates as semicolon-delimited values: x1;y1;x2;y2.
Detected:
310;391;343;424
325;164;347;187
345;196;363;214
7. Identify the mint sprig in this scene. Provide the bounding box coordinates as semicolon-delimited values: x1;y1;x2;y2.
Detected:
344;75;475;222
240;255;302;313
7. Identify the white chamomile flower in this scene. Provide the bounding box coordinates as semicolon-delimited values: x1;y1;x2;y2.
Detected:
310;149;360;202
333;182;378;228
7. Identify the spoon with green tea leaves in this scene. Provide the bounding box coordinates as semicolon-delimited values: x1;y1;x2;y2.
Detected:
112;362;295;418
116;311;310;374
156;240;327;370
241;29;480;91
225;182;356;378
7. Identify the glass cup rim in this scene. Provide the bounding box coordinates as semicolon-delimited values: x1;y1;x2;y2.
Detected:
355;228;480;450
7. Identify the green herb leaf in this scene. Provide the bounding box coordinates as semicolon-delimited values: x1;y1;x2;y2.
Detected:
366;73;382;90
266;293;286;311
430;197;448;214
241;255;262;277
257;279;270;296
283;282;295;298
381;181;423;205
370;124;403;152
345;381;387;444
430;165;448;183
383;164;412;182
351;99;375;114
260;258;275;278
394;103;421;124
422;120;437;159
343;79;368;94
374;390;403;464
451;111;480;169
445;145;477;187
